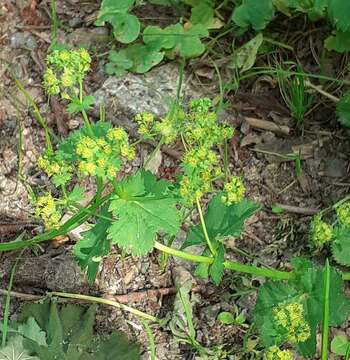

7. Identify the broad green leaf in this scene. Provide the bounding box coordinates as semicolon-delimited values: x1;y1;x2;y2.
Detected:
209;243;225;284
164;23;209;58
232;0;275;31
336;91;350;128
17;317;47;347
217;312;235;325
0;336;39;360
67;185;85;204
111;13;140;44
143;25;174;50
190;3;214;27
332;226;350;266
230;33;264;72
328;0;350;33
67;95;95;114
124;44;164;73
107;171;181;256
254;265;350;357
325;31;350;53
183;193;260;249
20;301;140;359
73;205;112;282
331;334;349;356
95;0;139;43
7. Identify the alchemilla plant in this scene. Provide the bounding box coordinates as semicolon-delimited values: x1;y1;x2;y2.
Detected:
2;48;350;360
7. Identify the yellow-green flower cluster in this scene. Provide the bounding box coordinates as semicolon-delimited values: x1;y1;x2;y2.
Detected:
34;193;61;229
43;48;91;97
336;201;350;226
180;147;222;204
134;112;155;138
310;214;333;248
75;127;135;179
221;176;245;205
273;302;310;344
38;154;72;186
154;116;178;144
265;346;293;360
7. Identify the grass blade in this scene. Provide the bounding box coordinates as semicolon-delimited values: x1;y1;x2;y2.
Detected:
321;259;331;360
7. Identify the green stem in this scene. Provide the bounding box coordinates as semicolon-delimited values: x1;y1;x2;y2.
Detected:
144;137;164;168
13;75;53;153
50;291;158;322
321;260;330;360
154;241;294;280
79;80;94;137
196;197;216;256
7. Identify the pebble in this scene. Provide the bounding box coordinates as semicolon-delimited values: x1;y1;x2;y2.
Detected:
10;32;37;50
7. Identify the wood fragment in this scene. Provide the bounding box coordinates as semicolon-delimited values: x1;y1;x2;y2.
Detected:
274;203;318;216
244;117;290;135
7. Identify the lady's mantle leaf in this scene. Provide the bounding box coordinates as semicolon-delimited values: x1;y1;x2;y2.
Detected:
183;193;259;249
0;336;39;360
95;0;140;44
107;171;181;256
73;205;112;283
336;91;350;128
332;226;350;266
232;0;275;31
328;0;350;33
254;264;350;357
325;31;350;53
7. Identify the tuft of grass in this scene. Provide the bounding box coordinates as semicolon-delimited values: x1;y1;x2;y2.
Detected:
276;63;313;129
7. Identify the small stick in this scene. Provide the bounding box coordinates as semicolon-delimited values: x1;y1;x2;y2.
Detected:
244;117;290;135
274;203;318;215
305;80;339;103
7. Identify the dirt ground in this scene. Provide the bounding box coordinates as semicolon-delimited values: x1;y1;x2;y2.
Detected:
1;1;350;359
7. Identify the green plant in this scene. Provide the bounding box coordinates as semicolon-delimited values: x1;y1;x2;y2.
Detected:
4;48;350;360
277;64;313;128
0;300;139;359
331;334;350;359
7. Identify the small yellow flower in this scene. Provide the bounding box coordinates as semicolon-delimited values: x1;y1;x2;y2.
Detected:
107;128;127;142
310;214;333;248
336;201;350;226
78;161;96;175
265;346;293;360
223;177;245;205
35;193;61;229
61;68;74;87
273;302;310;344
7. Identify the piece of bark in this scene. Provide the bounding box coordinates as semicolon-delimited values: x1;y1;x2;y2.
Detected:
245;116;290;136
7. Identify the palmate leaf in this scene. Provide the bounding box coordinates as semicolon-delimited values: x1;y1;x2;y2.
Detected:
183;193;260;249
107;170;181;256
331;225;350;266
336;91;350;128
20;301;140;360
232;0;275;31
325;31;350;53
254;263;350;357
328;0;350;33
0;336;39;360
95;0;139;44
73;205;112;283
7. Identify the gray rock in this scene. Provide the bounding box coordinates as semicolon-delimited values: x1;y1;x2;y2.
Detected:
10;32;37;50
323;157;348;178
93;63;202;128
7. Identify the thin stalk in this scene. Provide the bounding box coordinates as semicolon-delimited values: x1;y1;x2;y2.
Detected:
263;36;294;51
49;0;59;46
144;137;164;168
321;259;330;360
13;76;53;153
51;291;158;322
1;249;23;346
141;320;156;360
79;81;94;136
196;197;216;256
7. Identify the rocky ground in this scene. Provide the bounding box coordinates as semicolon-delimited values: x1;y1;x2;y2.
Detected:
1;1;350;359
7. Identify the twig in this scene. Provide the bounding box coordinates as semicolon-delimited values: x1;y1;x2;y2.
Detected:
244;117;290;135
305;80;339;103
274;203;318;215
